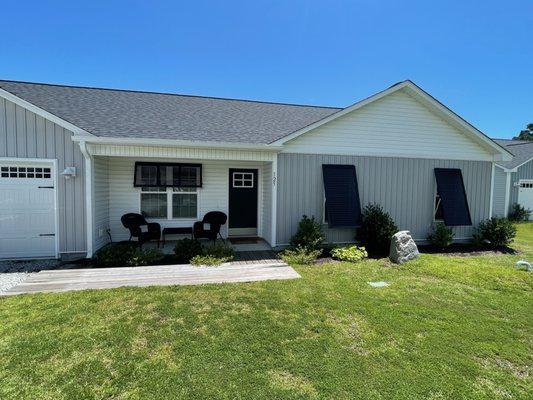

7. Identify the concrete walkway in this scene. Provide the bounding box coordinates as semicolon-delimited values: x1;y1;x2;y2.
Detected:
0;262;300;296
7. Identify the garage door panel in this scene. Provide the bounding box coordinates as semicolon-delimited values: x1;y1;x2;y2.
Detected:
0;162;56;259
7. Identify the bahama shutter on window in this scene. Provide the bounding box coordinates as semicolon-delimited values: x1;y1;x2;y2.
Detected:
322;164;362;228
434;168;472;226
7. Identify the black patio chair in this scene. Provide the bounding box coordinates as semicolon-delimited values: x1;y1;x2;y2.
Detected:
121;213;161;247
193;211;227;243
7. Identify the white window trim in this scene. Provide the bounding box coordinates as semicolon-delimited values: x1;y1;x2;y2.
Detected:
232;171;254;188
139;187;200;220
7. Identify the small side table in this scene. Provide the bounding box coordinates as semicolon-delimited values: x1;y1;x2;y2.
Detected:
162;227;193;245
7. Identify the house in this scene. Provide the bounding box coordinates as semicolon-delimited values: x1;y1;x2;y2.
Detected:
0;79;512;260
491;139;533;219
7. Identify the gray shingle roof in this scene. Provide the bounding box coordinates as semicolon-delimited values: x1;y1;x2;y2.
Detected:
0;80;341;144
494;139;533;169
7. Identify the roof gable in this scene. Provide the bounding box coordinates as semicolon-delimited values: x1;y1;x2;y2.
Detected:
274;81;512;162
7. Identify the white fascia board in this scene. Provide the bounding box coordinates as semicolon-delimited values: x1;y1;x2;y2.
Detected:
272;80;513;162
71;135;284;152
0;88;94;137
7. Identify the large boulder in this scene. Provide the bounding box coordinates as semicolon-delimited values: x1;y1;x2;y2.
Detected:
389;230;419;264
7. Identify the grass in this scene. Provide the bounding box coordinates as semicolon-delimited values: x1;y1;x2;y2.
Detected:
1;224;532;399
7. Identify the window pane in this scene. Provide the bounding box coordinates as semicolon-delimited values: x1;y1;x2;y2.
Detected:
160;166;180;186
181;166;200;187
141;193;167;218
172;187;195;193
435;194;444;220
136;165;158;186
172;193;197;218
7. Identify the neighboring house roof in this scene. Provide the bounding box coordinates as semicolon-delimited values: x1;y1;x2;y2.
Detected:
0;80;340;144
494;139;533;169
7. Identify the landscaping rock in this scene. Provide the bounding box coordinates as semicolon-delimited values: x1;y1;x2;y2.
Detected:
389;230;419;264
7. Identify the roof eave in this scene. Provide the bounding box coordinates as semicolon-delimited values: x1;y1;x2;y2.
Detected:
71;135;284;152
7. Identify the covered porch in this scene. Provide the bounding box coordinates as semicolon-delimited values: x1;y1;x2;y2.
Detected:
85;142;279;256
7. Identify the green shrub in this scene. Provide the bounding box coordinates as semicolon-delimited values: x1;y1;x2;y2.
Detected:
427;223;454;249
174;238;203;263
289;215;325;251
191;255;231;266
202;241;235;260
508;203;531;222
95;242;164;267
280;245;322;265
475;218;517;248
331;245;368;262
357;204;398;257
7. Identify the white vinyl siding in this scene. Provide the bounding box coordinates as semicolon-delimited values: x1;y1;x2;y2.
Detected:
509;159;533;213
93;156;110;251
106;158;272;244
283;89;493;162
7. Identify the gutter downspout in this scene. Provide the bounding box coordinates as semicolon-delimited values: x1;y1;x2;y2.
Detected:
489;162;495;218
270;154;278;247
79;141;94;258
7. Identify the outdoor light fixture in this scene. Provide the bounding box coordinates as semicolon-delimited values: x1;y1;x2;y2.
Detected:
61;166;76;179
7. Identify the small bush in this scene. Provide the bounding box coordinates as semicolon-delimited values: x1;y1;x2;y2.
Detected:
203;241;235;260
280;245;322;265
508;203;531;222
474;218;517;248
331;245;368;262
427;223;454;249
357;204;398;257
289;215;325;251
191;254;231;266
95;242;164;267
174;238;203;264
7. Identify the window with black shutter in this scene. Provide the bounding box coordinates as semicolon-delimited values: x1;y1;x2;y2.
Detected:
434;168;472;226
322;164;362;228
134;162;202;188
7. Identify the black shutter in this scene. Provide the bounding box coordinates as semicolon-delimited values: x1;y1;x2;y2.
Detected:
434;168;472;226
322;164;362;228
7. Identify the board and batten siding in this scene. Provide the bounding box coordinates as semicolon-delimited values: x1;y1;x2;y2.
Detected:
276;154;492;245
509;159;533;213
283;89;493;162
105;157;273;244
0;97;86;255
491;166;508;217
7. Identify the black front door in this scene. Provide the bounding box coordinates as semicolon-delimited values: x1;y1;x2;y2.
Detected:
228;168;258;231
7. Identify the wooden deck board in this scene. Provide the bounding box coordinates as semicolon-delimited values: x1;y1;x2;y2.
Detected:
1;262;299;296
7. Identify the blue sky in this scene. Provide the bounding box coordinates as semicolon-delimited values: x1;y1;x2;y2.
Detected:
0;0;531;138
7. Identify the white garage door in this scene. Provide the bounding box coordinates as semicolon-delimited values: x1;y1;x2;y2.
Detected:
0;162;57;259
518;180;533;221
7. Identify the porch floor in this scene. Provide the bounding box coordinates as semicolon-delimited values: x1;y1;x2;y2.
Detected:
1;261;299;296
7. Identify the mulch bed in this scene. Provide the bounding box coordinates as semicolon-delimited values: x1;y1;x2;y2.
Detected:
417;244;520;257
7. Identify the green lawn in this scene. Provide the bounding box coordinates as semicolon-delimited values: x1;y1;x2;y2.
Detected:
1;224;532;400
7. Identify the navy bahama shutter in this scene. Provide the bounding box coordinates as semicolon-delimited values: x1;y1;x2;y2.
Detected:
434;168;472;226
322;164;362;228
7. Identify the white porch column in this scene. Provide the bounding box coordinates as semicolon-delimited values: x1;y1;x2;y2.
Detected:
79;141;94;258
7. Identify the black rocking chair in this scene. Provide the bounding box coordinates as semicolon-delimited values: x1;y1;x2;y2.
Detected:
193;211;227;243
121;213;161;247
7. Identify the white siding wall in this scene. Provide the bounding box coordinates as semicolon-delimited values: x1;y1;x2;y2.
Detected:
283;89;493;162
107;158;272;244
492;166;508;217
93;156;110;251
0;97;86;255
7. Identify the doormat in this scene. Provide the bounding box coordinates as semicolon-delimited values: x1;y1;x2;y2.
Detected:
229;237;260;244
